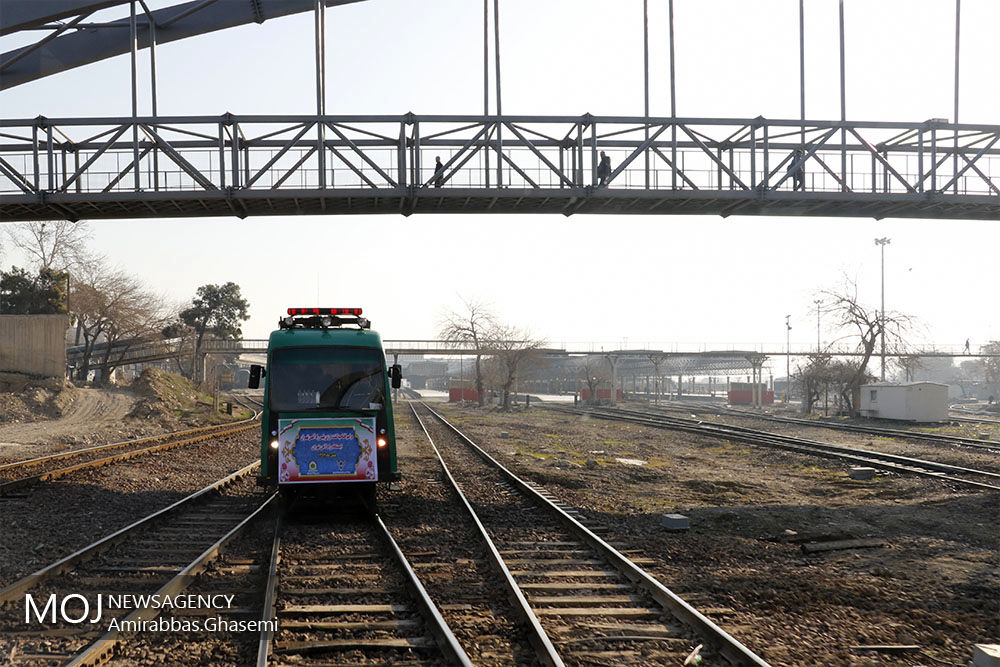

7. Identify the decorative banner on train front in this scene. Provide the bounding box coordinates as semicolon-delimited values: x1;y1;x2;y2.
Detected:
276;417;377;483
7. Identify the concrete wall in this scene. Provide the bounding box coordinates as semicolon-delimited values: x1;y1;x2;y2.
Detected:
0;315;69;378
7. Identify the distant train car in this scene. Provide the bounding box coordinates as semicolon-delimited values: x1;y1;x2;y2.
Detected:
249;308;401;506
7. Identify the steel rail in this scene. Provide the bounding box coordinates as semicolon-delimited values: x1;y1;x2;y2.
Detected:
0;416;258;474
556;405;1000;492
66;492;278;666
0;460;260;604
255;506;474;666
0;423;256;494
417;402;771;667
409;402;564;667
374;513;474;667
254;513;282;667
948;404;1000;425
599;405;1000;478
951;415;1000;426
690;404;1000;451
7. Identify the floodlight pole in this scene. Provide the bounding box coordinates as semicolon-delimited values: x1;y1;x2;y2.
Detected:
875;237;891;380
814;299;822;353
785;315;791;403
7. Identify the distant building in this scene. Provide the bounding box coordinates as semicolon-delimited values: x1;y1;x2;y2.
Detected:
858;382;948;422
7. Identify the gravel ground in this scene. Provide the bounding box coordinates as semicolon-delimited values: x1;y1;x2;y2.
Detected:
0;430;259;589
431;399;999;666
4;397;995;666
111;505;277;666
415;403;708;665
381;404;537;665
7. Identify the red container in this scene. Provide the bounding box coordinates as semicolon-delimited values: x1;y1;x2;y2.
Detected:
449;388;479;402
728;389;774;405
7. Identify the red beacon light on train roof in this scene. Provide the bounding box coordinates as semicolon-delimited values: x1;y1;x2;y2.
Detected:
281;308;369;330
286;307;363;316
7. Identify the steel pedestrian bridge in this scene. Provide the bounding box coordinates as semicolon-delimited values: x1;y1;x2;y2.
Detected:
3;0;998;223
1;113;998;222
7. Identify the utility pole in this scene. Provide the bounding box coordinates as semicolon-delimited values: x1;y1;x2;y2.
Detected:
875;237;891;380
785;314;791;403
813;299;822;353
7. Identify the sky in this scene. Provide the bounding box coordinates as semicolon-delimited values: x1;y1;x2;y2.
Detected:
1;0;998;357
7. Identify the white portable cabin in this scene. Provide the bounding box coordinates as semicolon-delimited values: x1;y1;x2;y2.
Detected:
859;382;949;422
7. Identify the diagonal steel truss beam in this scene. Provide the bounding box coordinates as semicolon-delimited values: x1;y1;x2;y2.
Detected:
0;0;367;90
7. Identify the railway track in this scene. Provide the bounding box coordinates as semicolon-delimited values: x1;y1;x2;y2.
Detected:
255;503;472;666
948;403;1000;425
381;405;543;664
0;419;257;496
652;401;1000;452
411;401;770;666
552;404;1000;492
0;462;273;665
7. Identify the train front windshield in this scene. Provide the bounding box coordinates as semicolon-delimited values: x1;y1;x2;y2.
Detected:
269;347;385;412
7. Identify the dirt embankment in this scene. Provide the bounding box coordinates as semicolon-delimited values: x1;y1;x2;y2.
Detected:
0;369;248;460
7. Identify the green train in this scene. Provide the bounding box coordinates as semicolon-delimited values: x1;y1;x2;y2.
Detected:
249;308;401;506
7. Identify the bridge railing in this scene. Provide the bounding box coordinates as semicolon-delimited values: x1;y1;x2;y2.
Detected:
2;115;997;199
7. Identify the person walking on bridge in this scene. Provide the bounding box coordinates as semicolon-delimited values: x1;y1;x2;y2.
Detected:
433;156;445;188
788;148;805;191
597;151;612;187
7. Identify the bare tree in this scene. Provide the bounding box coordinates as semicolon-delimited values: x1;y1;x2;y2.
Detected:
952;359;985;399
647;352;668;403
577;356;611;404
71;258;166;384
5;220;92;272
96;284;170;385
484;323;544;411
438;298;496;407
796;353;831;414
894;355;924;382
821;281;912;415
982;341;1000;400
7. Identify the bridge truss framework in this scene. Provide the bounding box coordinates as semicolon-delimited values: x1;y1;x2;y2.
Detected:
0;113;998;222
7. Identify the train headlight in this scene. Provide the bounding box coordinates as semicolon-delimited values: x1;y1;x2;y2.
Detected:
270;440;279;450
377;437;387;448
320;316;332;327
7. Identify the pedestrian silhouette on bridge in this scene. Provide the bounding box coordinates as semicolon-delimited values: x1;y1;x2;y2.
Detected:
964;338;971;354
788;148;805;191
597;151;612;187
433;156;445;188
